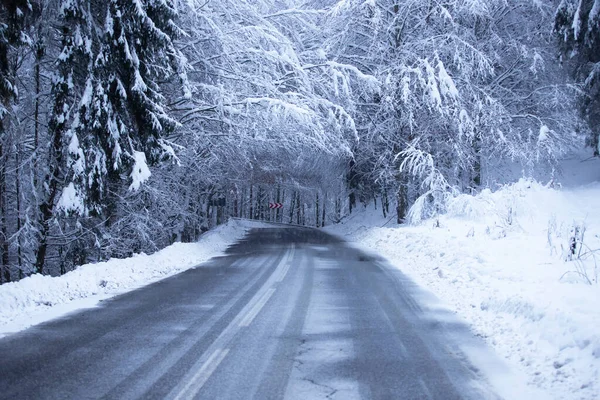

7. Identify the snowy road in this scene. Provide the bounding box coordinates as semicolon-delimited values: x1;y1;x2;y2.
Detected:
0;227;501;399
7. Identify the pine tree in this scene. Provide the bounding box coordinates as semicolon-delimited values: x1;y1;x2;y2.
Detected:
35;0;90;273
0;0;30;112
0;0;31;281
555;0;600;155
84;0;189;215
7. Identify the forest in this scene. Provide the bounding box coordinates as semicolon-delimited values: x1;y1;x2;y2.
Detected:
0;0;598;282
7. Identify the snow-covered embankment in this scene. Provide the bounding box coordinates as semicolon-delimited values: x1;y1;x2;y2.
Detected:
0;219;259;338
328;178;600;400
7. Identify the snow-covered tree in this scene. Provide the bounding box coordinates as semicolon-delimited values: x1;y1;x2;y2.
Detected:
555;0;600;155
0;0;32;281
168;0;370;229
74;0;190;216
31;0;192;267
0;0;588;284
324;0;577;222
0;0;30;113
35;0;91;273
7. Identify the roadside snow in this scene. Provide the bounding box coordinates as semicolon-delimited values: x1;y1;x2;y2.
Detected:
327;157;600;400
0;219;261;338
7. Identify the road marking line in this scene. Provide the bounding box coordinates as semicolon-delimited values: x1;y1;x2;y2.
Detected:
276;262;292;282
275;244;294;283
173;348;230;400
239;288;276;327
170;246;293;400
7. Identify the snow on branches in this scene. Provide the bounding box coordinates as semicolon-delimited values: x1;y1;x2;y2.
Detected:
325;0;578;220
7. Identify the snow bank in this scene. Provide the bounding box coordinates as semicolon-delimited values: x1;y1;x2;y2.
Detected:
0;219;262;337
327;175;600;399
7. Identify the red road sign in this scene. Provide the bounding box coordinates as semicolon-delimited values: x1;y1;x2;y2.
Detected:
268;203;283;209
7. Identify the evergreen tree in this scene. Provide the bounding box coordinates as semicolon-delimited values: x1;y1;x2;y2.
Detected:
83;0;189;215
35;0;90;273
555;0;600;155
0;0;31;281
0;0;30;114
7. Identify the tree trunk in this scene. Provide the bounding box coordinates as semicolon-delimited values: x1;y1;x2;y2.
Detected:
382;188;389;218
258;186;263;220
472;133;482;187
315;192;320;228
35;198;56;274
0;142;10;283
241;187;246;219
280;189;285;223
396;173;409;224
321;192;326;227
33;41;43;193
15;134;22;275
276;186;281;222
347;159;357;214
233;189;239;218
217;203;223;226
296;192;301;225
249;185;253;220
289;191;295;224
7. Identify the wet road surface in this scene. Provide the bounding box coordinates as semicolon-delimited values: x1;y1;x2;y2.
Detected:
0;227;500;399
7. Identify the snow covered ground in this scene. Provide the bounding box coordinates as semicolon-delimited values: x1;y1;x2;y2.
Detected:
327;154;600;400
0;219;264;338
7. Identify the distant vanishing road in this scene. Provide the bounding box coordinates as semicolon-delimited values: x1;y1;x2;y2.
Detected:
0;227;501;400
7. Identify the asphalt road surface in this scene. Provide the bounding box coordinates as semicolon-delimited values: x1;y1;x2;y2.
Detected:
0;227;501;400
